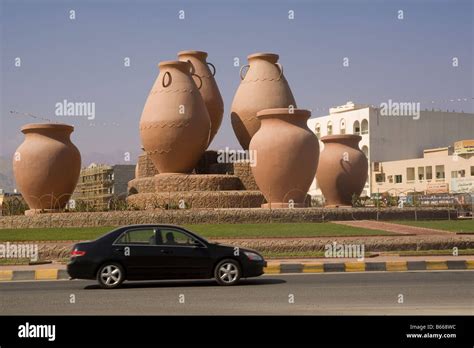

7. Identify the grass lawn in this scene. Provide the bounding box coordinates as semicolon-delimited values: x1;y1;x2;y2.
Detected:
0;258;32;265
395;249;474;256
262;251;379;259
185;223;391;238
0;222;392;241
0;226;116;242
392;220;474;233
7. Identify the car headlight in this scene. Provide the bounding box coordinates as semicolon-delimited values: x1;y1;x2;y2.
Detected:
244;251;263;261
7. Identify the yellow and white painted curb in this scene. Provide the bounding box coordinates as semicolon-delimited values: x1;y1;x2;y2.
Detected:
0;260;471;282
0;269;69;281
264;259;472;274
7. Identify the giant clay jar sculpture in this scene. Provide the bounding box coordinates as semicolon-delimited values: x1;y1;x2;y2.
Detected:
231;52;297;150
178;50;224;145
140;60;211;173
12;123;81;215
316;135;368;207
249;108;319;208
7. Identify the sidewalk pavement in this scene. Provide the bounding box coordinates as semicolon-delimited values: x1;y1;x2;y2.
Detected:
0;255;473;281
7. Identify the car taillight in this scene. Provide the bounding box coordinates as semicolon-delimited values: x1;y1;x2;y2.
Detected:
71;249;86;257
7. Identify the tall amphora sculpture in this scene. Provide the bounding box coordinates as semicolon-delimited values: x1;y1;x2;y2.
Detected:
316;135;368;207
231;52;297;150
178;50;223;145
140;60;211;173
12;123;81;215
249;108;319;208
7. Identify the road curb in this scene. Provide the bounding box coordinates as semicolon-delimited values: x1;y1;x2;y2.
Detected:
0;260;472;282
263;259;473;274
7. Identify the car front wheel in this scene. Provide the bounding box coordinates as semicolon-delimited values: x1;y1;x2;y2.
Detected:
214;259;241;286
97;263;125;289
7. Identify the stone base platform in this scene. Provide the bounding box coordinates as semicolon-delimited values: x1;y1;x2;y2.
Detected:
128;174;244;194
261;202;309;209
135;151;259;190
127;190;266;209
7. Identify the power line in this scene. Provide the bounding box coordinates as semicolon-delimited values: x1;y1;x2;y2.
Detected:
9;110;54;123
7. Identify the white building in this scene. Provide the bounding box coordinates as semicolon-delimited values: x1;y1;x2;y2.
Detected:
307;101;474;197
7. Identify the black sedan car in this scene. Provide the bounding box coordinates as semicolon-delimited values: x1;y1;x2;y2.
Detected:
67;224;267;289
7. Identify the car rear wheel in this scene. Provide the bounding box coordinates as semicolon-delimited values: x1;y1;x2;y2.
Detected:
214;259;241;286
97;263;125;289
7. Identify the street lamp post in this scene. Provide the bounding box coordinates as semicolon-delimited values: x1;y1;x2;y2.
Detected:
414;186;417;221
376;188;380;221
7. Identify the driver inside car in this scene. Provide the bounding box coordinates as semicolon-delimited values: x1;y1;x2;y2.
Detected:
165;232;177;245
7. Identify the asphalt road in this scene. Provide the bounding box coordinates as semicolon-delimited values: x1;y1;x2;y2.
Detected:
1;271;473;315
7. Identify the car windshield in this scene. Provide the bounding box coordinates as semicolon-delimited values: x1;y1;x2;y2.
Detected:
183;228;208;244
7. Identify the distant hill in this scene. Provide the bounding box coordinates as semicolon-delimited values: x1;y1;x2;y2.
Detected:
81;150;139;168
0;156;15;192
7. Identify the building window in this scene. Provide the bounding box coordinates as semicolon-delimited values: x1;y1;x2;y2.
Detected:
315;123;321;139
471;166;474;176
375;173;385;183
340;119;346;134
353;120;360;135
362;145;368;158
388;175;393;184
327;121;333;135
435;165;445;180
406;167;415;182
395;175;403;184
426;166;433;180
451;171;458;179
418;167;424;181
361;119;369;135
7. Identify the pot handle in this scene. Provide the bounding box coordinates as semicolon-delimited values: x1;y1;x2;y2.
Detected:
239;64;250;80
162;71;172;88
207;62;216;76
186;60;196;75
275;63;283;79
192;73;203;90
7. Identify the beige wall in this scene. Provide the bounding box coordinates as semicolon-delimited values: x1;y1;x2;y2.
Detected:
371;149;474;195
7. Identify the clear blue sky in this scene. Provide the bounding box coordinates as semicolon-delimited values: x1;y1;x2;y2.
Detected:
1;0;472;165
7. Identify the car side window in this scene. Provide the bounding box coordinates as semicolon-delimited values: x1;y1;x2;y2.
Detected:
159;229;201;247
115;228;156;245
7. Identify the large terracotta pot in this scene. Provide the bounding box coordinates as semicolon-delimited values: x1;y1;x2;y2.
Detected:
178;50;224;146
249;108;318;208
12;123;81;214
231;52;297;150
316;135;368;207
140;60;211;174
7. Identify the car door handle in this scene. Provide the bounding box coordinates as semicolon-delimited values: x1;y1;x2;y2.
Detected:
160;249;172;254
